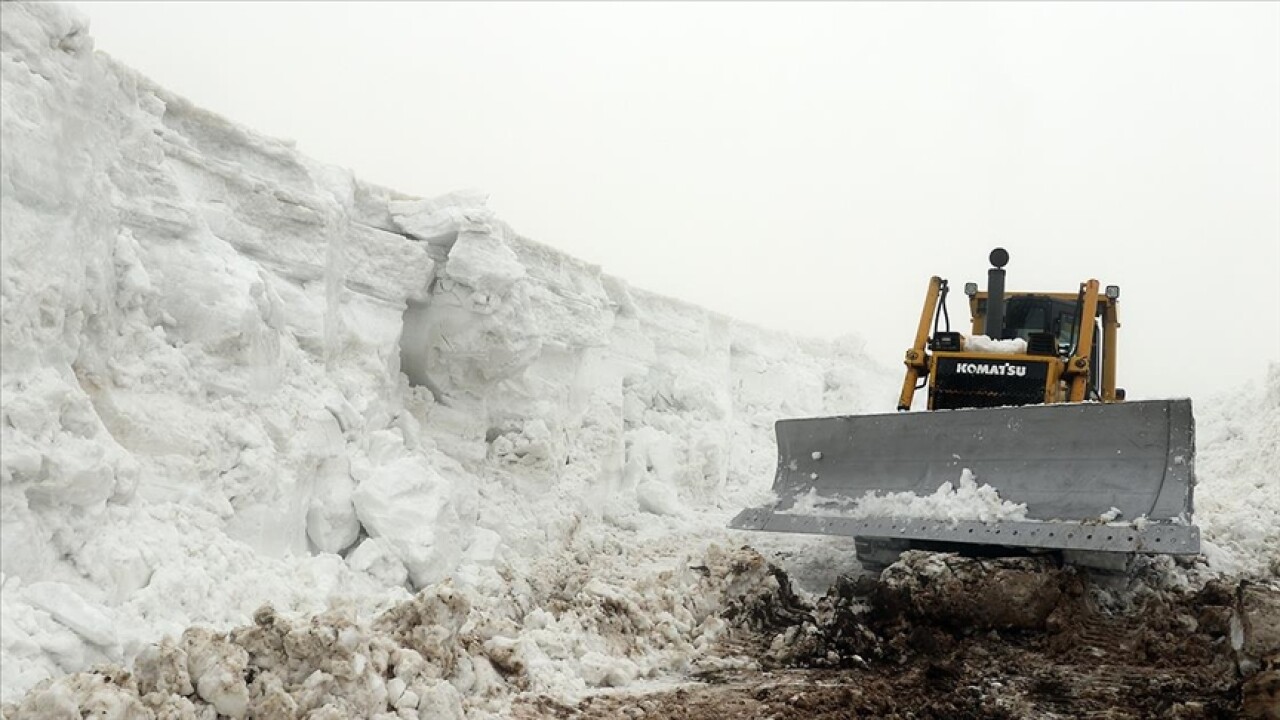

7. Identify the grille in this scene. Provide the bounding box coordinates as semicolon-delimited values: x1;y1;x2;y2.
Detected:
931;357;1050;410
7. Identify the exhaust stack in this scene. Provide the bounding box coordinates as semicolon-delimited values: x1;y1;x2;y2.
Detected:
986;248;1009;339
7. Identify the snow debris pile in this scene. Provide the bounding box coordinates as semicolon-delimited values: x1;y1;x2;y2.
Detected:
4;544;796;719
0;2;893;707
782;468;1030;524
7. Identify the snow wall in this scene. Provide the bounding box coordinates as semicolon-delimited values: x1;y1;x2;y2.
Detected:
0;3;895;703
1;2;1276;710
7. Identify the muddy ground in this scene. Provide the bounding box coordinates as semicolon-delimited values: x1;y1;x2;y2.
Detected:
515;552;1280;720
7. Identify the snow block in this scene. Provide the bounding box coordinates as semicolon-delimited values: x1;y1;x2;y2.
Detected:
306;457;360;555
23;582;117;649
352;457;470;588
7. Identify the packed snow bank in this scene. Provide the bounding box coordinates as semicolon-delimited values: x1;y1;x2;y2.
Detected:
0;2;894;704
1195;363;1280;578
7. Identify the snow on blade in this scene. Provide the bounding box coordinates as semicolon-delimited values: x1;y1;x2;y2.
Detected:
781;468;1030;524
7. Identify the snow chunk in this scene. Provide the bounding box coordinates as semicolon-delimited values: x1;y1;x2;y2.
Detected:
3;669;150;720
346;537;409;588
351;457;472;588
390;189;493;243
305;457;360;554
443;230;527;295
185;628;250;718
636;480;685;517
579;650;640;687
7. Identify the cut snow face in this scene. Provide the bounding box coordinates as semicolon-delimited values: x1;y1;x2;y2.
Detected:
1;1;1277;714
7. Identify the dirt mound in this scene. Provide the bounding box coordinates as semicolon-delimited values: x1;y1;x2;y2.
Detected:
536;551;1280;720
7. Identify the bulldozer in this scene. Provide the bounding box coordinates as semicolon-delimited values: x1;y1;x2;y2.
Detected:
732;249;1198;570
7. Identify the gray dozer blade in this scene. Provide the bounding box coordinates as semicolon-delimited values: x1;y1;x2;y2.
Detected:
731;399;1199;556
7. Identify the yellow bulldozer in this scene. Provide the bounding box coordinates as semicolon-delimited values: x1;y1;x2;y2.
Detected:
733;249;1198;570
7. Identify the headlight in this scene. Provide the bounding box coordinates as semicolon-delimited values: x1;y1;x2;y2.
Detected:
964;282;978;297
1105;285;1120;300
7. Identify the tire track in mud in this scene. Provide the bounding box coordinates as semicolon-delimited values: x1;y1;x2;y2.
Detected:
519;552;1280;720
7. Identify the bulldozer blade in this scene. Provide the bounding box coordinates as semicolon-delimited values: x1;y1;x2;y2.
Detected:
731;399;1199;555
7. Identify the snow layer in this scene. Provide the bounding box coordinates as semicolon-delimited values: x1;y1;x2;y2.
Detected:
962;334;1028;354
0;2;893;706
1;2;1277;713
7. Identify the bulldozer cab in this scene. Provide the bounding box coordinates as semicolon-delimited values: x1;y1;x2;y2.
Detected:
985;295;1080;348
731;248;1198;569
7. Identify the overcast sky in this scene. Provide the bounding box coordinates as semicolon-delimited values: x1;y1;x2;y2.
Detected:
75;2;1278;401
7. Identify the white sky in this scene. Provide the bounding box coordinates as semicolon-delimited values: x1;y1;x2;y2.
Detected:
75;2;1279;401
